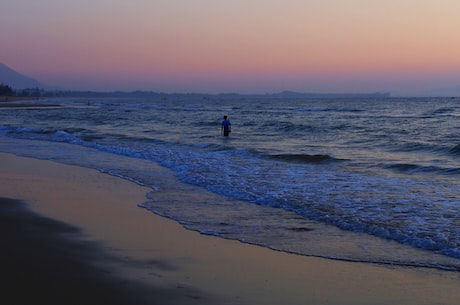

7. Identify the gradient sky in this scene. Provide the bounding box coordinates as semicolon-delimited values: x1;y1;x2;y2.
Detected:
2;0;460;94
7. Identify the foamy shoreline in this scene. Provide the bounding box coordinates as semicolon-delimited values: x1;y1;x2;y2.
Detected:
1;152;459;305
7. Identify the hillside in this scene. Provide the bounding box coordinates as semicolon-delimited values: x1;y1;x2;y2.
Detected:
0;63;44;89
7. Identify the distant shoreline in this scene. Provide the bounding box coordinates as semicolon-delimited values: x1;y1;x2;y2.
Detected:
0;96;37;102
0;96;62;108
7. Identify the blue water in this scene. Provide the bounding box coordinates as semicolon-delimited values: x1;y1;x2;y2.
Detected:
1;96;460;271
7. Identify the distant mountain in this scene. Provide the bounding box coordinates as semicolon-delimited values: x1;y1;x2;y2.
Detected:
0;63;44;89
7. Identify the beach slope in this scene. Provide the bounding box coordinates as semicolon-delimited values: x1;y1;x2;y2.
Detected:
0;152;459;305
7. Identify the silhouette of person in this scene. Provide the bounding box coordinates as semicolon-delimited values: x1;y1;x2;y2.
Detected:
221;115;231;136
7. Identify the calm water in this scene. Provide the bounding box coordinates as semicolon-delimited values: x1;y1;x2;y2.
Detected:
1;96;460;271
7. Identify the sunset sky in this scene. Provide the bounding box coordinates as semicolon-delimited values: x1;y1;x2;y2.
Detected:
2;0;460;94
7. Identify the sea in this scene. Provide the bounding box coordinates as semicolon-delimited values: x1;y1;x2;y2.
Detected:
1;95;460;272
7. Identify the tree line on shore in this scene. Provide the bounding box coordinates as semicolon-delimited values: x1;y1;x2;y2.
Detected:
0;83;14;95
1;82;391;100
0;83;43;97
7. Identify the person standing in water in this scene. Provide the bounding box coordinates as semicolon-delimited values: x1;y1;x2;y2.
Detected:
221;115;231;136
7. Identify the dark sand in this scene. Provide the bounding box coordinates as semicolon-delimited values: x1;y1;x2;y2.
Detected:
0;197;212;305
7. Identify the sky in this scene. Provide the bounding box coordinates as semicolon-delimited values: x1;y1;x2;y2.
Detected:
2;0;460;95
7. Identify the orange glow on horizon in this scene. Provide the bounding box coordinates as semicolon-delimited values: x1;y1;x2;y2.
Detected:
2;0;460;94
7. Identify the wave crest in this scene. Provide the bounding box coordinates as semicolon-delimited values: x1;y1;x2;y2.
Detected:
448;144;460;155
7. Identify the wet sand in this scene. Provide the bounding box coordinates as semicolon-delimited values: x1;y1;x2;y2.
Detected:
0;197;209;305
1;152;459;305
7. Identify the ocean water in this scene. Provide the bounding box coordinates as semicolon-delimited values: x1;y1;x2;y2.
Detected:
1;96;460;271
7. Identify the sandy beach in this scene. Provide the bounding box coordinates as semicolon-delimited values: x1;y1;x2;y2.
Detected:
1;152;459;305
0;96;30;102
0;97;62;108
